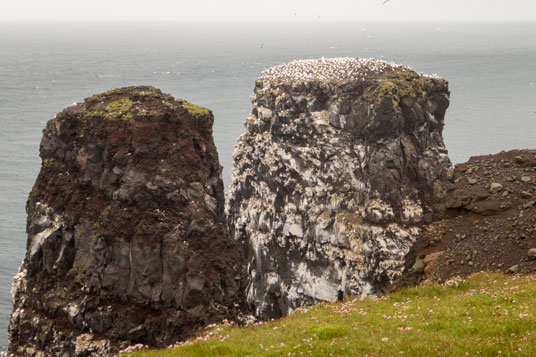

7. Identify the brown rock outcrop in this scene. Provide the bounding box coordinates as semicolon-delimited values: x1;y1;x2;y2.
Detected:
409;150;536;282
8;86;247;356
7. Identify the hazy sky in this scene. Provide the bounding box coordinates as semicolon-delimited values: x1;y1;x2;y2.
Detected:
1;0;535;22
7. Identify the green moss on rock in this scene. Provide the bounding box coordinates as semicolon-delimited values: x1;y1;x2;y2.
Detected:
104;98;134;120
182;100;210;117
42;157;65;172
365;67;436;111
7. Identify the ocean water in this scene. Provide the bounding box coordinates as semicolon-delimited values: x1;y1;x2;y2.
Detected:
0;21;535;350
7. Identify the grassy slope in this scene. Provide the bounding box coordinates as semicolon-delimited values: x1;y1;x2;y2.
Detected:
126;273;536;356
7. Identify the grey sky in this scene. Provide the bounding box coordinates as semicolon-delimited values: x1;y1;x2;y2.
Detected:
0;0;535;22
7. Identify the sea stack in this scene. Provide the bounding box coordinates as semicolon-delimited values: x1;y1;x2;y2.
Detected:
8;87;247;355
226;58;452;318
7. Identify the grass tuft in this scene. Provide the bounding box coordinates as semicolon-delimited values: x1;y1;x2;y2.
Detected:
124;273;536;356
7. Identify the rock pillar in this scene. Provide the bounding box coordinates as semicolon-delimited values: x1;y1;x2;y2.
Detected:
226;58;452;318
9;86;247;355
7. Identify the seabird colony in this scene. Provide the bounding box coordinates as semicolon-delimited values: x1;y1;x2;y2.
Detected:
258;57;403;83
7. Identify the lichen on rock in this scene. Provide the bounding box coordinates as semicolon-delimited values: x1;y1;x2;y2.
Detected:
9;86;248;356
226;58;452;318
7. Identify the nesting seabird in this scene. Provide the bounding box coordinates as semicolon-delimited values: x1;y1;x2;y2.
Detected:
258;57;403;84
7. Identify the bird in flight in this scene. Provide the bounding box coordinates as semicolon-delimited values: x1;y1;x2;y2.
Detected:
383;0;391;4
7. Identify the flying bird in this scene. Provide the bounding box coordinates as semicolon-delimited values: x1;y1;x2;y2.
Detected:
382;0;391;4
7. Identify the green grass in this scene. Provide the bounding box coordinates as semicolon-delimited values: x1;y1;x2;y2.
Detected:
125;273;536;356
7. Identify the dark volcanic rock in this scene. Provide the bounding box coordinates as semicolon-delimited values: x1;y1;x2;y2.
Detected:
8;86;248;356
226;58;452;318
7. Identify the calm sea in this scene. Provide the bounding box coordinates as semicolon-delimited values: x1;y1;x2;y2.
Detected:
1;21;535;350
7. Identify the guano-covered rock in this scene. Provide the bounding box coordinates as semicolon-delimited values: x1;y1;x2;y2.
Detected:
8;86;248;356
226;58;452;318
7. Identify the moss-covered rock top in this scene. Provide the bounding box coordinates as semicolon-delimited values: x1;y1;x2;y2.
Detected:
258;57;442;84
32;85;218;223
55;86;211;124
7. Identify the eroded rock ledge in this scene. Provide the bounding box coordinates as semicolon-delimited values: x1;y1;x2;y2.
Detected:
226;58;452;318
8;86;247;356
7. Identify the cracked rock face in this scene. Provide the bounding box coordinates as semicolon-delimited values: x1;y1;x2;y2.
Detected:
8;86;247;356
226;58;452;318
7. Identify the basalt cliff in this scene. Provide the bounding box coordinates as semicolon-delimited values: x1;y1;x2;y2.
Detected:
13;58;534;356
8;87;247;356
226;58;452;318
